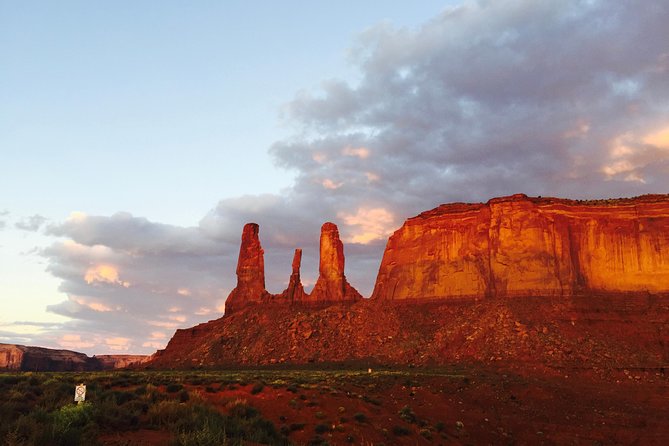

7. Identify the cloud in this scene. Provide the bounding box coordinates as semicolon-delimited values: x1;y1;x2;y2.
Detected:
15;214;48;232
33;213;237;354
21;0;669;355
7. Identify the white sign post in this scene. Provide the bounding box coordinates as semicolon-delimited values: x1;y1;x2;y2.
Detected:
74;384;86;404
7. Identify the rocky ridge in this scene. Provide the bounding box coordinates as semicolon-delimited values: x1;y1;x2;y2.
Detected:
149;193;669;369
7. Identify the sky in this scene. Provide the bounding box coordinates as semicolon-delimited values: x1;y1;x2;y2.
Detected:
1;0;668;355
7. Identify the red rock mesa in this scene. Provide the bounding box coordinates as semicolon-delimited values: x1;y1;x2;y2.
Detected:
372;194;669;300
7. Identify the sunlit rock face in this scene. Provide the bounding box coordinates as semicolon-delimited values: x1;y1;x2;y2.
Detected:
224;223;270;313
0;344;24;370
372;194;669;300
309;222;362;302
0;343;101;371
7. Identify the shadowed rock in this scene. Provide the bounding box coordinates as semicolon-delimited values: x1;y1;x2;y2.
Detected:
280;248;305;302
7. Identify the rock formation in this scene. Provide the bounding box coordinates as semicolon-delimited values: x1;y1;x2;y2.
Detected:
93;354;151;369
148;193;669;370
309;222;362;302
279;249;305;302
372;194;669;300
226;222;361;313
224;223;270;313
0;343;149;371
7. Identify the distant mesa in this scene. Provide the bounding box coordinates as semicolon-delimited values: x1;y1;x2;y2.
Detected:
0;343;150;371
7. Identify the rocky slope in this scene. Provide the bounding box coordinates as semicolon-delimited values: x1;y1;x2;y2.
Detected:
0;343;149;371
148;296;669;370
149;193;669;369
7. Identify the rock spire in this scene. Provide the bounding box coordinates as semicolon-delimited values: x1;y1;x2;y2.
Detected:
309;222;362;302
224;223;270;313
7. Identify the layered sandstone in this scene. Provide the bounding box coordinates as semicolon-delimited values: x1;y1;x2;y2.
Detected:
1;343;95;371
0;343;152;371
372;194;669;300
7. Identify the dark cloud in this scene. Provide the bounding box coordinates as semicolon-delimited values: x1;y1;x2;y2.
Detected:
33;0;669;353
15;214;48;232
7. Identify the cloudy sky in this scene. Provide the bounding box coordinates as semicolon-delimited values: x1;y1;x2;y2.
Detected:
2;0;668;355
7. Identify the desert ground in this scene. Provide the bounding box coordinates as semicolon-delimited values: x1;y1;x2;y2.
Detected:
2;365;668;445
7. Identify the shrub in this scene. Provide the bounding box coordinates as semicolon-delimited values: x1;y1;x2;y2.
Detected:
392;425;411;436
353;412;367;423
420;428;433;440
172;418;226;446
227;402;259;420
166;383;184;393
52;403;97;445
250;382;264;395
314;423;329;434
398;405;416;423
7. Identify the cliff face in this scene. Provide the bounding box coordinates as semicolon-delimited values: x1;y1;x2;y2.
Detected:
372;194;669;300
0;343;99;371
0;343;150;371
93;354;151;369
0;344;24;370
149;193;669;370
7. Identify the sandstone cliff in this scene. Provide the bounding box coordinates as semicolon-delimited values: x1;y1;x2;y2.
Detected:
0;343;150;371
149;193;669;370
372;194;669;300
93;354;151;369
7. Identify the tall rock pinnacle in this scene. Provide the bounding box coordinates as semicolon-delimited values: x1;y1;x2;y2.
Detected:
310;222;362;302
224;223;269;313
280;248;305;302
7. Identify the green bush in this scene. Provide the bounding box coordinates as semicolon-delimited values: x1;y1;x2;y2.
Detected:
52;402;97;445
398;405;416;423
